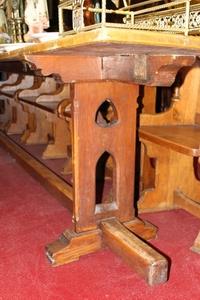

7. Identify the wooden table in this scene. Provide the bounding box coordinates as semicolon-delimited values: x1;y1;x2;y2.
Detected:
0;28;200;286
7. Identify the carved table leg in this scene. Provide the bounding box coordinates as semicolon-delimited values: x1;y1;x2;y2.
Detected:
46;81;168;285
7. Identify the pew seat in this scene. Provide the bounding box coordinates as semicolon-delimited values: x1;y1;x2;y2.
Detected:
140;125;200;157
139;61;200;233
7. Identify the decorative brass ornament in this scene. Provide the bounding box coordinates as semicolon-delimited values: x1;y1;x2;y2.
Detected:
58;0;200;36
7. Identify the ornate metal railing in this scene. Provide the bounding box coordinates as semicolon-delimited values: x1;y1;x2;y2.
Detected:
58;0;200;36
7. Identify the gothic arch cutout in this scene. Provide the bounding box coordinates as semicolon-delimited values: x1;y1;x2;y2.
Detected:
95;99;118;127
95;151;117;213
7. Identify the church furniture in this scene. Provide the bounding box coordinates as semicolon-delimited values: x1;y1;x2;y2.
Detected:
0;73;27;130
34;84;71;160
139;61;200;216
17;76;58;144
0;28;200;286
0;74;37;135
0;73;71;161
0;73;21;129
19;82;71;159
139;61;200;251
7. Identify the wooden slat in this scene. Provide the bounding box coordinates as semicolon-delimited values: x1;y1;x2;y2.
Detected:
19;97;59;113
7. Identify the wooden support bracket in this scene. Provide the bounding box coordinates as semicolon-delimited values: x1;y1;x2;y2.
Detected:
124;217;158;240
101;218;168;286
46;229;102;267
25;54;196;87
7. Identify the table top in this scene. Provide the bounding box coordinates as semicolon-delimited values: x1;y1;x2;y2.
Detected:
0;28;200;61
0;28;199;86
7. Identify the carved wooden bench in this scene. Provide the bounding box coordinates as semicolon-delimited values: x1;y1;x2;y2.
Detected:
138;61;200;250
0;74;41;134
18;82;71;159
0;73;25;129
139;62;200;212
17;76;59;145
0;72;72;162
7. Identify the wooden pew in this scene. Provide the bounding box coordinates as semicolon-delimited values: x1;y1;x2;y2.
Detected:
138;86;157;193
138;61;200;217
1;28;198;285
19;82;71;159
0;73;23;129
0;74;41;134
0;73;72;161
18;76;58;145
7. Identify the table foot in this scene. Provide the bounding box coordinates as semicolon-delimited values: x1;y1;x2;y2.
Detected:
123;217;158;240
46;229;102;267
101;218;168;286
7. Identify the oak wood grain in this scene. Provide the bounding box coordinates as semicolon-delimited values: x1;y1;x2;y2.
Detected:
101;218;168;286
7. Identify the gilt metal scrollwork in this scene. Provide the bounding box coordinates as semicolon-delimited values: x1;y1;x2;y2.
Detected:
58;0;200;36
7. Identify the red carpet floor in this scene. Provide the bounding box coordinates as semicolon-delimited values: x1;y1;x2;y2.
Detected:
1;146;200;300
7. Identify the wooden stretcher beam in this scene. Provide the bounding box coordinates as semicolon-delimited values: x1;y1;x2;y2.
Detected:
101;218;168;286
0;131;73;211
